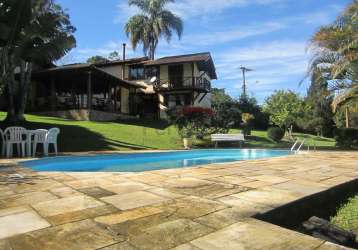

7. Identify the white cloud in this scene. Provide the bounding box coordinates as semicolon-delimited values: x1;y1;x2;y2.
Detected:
115;0;288;23
214;40;310;98
180;22;286;46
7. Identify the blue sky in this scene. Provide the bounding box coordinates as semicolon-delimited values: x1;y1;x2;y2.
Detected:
56;0;350;103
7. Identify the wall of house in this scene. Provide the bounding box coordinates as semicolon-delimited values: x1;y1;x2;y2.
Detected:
160;65;168;80
121;88;130;114
100;61;213;119
194;92;211;108
100;64;130;80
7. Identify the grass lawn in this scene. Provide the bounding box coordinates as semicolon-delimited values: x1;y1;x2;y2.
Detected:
331;194;358;240
0;112;337;152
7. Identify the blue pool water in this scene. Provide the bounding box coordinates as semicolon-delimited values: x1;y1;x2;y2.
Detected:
22;149;291;172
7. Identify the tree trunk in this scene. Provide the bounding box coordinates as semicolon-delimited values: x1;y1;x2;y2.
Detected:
345;106;349;128
17;61;32;121
4;52;17;123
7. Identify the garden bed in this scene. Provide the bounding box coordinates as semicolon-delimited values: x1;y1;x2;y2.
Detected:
255;179;358;248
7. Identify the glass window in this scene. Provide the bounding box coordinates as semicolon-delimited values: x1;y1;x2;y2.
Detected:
145;66;159;79
130;66;145;80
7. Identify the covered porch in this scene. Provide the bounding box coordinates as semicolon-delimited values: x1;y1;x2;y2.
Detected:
31;64;143;116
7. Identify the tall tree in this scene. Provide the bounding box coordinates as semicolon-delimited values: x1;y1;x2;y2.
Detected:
125;0;183;60
263;90;304;131
298;69;335;136
307;1;357;128
308;1;357;89
0;0;76;122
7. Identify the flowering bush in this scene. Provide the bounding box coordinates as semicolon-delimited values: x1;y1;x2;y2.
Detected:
169;106;214;138
241;113;255;135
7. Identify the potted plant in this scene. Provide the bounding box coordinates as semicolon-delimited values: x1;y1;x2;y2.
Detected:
179;123;194;149
168;106;214;149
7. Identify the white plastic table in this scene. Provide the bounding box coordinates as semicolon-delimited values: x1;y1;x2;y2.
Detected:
24;130;38;157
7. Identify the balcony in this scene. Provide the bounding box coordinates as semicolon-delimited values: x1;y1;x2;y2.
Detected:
153;76;211;92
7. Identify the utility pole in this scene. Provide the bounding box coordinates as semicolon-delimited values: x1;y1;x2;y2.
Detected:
239;66;253;98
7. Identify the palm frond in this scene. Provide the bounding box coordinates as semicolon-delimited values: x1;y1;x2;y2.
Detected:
332;85;358;112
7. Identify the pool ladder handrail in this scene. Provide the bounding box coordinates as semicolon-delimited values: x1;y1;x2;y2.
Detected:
290;139;305;153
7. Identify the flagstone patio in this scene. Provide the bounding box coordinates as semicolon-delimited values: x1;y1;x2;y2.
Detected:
0;151;357;250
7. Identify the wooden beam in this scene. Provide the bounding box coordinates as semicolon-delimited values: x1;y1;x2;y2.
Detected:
50;78;56;111
191;62;195;88
114;86;117;112
87;71;92;110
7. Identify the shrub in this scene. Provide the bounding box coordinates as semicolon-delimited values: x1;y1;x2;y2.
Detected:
267;127;285;142
211;102;241;134
241;113;255;136
168;106;214;139
334;128;358;148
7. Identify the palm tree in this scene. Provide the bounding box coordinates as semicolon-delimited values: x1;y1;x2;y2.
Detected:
0;0;76;122
125;0;183;60
308;1;358;90
332;86;358;128
307;1;357;128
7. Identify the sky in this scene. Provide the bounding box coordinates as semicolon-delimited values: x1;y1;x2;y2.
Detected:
56;0;351;103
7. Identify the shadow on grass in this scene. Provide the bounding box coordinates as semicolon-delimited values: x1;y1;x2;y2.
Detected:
294;133;334;142
117;119;171;130
0;119;155;152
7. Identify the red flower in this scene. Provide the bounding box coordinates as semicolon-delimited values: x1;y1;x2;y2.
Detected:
182;106;214;116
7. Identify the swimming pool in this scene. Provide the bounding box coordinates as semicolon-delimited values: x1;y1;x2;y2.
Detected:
22;149;292;172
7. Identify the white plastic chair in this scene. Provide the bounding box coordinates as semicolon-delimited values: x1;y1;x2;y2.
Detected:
47;128;60;156
0;129;5;157
32;129;49;157
33;128;60;156
4;127;27;158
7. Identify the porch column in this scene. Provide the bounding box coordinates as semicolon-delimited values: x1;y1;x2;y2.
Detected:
71;83;76;109
50;78;56;111
191;62;195;88
87;71;92;110
114;86;118;112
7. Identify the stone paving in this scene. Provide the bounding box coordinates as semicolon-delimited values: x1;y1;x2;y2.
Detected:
0;151;357;250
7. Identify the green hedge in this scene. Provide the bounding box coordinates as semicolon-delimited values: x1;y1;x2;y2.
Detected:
334;128;358;148
267;127;285;142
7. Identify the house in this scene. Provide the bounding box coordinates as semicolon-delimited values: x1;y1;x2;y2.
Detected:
30;51;217;120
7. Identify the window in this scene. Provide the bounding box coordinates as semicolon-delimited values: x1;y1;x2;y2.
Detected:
145;66;159;79
129;66;145;80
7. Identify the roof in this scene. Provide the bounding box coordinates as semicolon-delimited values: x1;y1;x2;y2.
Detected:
94;57;149;67
32;64;144;89
143;52;217;79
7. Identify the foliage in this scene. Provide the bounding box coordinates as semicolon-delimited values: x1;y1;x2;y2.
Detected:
238;95;269;130
241;113;254;136
211;88;241;133
169;106;214;139
297;69;335;136
331;194;358;239
334;127;358;148
211;88;233;104
125;0;183;59
108;51;121;61
0;0;76;122
86;55;109;64
307;1;358;130
263;90;304;130
332;86;358;128
267;127;285;142
308;1;358;90
86;51;121;64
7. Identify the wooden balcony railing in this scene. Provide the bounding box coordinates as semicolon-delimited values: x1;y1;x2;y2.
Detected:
154;76;211;92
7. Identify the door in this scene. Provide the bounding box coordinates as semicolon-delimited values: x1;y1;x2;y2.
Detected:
168;64;183;88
